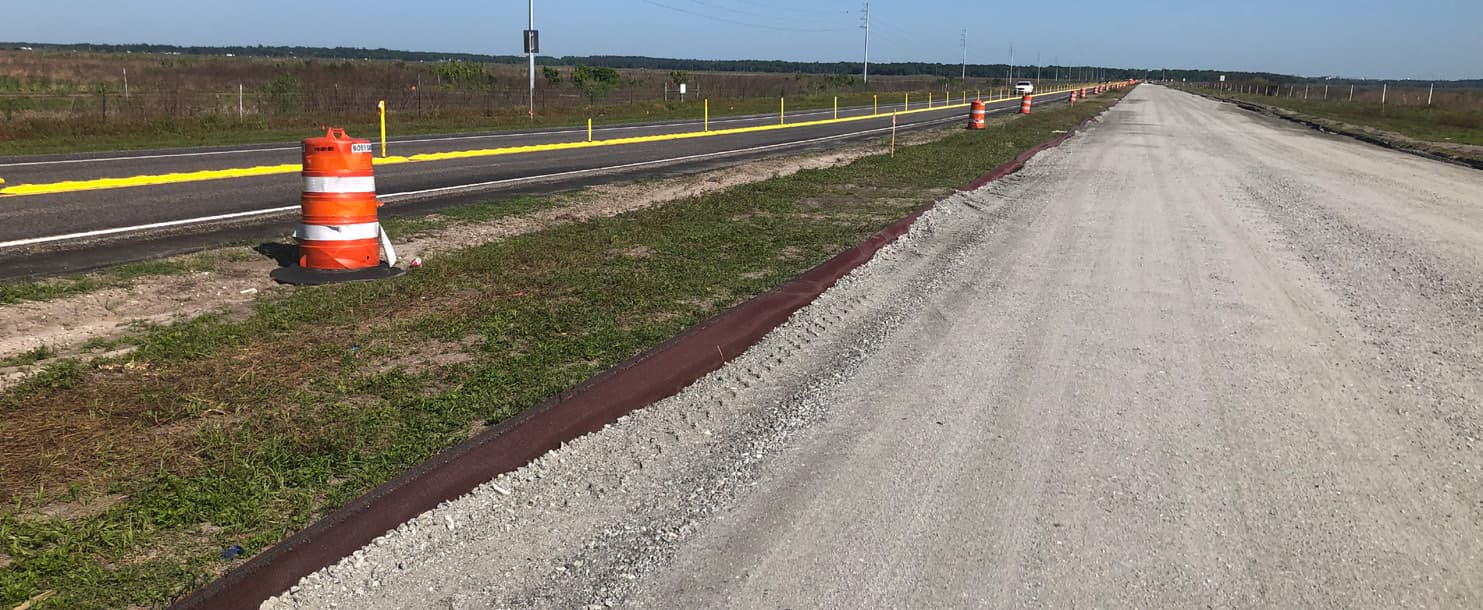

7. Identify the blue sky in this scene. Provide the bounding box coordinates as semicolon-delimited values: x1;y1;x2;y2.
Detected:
4;0;1480;79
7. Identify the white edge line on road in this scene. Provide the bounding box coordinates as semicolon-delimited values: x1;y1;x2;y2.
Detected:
0;205;302;249
0;110;969;250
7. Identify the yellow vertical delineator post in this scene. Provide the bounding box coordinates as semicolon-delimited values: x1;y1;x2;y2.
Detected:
704;99;709;132
873;94;878;115
780;97;785;125
834;96;838;119
905;92;910;110
587;118;593;142
377;100;387;158
929;92;933;108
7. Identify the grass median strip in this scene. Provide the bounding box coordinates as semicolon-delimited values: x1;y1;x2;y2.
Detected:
0;89;1126;609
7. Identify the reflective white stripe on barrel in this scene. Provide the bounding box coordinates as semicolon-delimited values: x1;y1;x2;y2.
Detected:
294;221;382;241
303;176;376;194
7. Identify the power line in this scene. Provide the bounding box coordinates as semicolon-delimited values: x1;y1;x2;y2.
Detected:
869;31;926;51
873;21;940;45
676;0;847;25
640;0;853;32
734;0;857;16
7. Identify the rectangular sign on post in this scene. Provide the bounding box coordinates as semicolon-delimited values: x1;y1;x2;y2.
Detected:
523;30;539;54
679;83;686;95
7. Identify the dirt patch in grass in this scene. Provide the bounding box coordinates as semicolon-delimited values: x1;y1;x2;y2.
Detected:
30;494;127;522
369;336;479;376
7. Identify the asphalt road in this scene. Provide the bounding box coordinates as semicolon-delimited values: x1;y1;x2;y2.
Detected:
267;83;1483;609
0;101;932;183
0;95;1049;257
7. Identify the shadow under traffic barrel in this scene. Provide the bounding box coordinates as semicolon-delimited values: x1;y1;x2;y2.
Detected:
270;127;403;285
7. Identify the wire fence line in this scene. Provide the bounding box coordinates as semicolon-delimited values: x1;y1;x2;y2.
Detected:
1176;80;1483;111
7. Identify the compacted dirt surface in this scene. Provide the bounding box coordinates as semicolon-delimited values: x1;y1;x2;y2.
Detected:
267;85;1483;609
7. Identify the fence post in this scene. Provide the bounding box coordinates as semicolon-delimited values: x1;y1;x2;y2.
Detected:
1428;83;1434;106
238;84;244;119
1349;84;1354;102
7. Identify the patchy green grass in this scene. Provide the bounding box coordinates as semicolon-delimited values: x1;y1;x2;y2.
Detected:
0;89;1128;609
380;193;563;237
0;346;54;369
0;255;226;306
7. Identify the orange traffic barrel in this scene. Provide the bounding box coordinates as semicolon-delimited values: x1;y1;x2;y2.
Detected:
967;99;986;129
1069;90;1078;104
271;127;403;285
1080;87;1087;99
1020;94;1033;114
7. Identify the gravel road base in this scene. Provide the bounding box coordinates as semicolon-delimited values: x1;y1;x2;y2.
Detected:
268;85;1483;609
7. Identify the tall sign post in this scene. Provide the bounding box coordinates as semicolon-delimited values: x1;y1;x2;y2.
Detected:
525;0;538;119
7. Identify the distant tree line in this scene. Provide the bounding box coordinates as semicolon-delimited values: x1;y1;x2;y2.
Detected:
2;42;1476;87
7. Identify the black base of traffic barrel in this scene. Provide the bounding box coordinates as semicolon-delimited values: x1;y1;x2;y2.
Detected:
270;263;404;286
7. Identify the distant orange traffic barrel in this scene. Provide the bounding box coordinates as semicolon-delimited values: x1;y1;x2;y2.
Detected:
1020;94;1032;114
968;99;986;129
1080;87;1087;99
1069;90;1078;104
271;127;403;285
